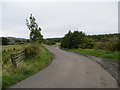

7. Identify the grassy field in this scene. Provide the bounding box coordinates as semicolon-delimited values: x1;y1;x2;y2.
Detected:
2;44;23;49
2;44;52;88
62;48;119;62
2;45;25;65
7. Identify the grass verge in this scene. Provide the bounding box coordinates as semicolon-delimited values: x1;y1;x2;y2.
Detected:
61;48;119;62
2;45;52;88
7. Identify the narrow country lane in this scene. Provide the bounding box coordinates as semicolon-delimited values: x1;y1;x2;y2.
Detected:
10;46;118;88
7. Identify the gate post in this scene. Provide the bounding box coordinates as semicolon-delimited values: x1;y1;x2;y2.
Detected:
11;54;17;68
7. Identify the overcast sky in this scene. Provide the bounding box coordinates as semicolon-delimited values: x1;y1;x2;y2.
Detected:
1;1;118;39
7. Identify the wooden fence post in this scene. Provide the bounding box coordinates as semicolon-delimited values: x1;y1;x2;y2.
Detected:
24;49;27;60
11;54;17;68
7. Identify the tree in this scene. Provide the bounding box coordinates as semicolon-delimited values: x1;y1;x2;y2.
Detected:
26;14;43;43
2;37;10;45
71;31;85;48
61;30;86;49
61;30;72;48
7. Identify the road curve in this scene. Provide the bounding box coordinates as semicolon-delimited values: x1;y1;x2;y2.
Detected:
11;46;118;88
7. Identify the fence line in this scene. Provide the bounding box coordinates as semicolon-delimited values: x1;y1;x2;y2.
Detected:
10;50;25;68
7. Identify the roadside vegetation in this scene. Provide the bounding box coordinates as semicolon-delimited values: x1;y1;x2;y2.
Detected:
62;48;119;62
2;12;119;88
44;31;119;61
2;43;51;88
2;14;52;88
44;38;61;45
60;31;120;62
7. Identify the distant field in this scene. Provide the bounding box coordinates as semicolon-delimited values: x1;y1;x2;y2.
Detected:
2;45;23;49
62;48;119;62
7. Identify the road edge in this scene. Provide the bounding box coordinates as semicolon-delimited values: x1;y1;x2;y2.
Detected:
61;49;119;87
6;47;53;89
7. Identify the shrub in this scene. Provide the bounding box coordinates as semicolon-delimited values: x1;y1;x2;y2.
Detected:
79;38;94;49
94;42;107;50
61;30;85;49
94;36;120;52
106;37;120;52
24;43;41;59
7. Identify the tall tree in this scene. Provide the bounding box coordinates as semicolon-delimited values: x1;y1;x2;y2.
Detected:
26;14;43;43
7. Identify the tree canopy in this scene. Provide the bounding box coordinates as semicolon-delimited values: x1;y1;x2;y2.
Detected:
26;14;43;43
61;30;89;49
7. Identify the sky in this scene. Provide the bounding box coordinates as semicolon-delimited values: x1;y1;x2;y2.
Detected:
1;0;118;39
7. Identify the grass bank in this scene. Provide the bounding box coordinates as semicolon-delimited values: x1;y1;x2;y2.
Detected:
62;48;119;62
2;44;52;88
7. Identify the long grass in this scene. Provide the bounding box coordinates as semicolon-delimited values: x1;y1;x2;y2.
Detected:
62;48;119;62
2;44;52;88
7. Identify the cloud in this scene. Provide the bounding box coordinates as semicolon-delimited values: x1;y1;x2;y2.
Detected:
1;2;118;38
2;26;30;39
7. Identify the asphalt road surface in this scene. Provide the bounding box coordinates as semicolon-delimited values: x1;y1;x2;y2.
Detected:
11;46;118;88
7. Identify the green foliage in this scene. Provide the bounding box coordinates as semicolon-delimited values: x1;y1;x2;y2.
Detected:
26;14;43;43
15;39;30;44
44;40;55;45
61;30;73;48
2;43;41;62
71;31;85;48
2;44;52;88
44;38;62;45
94;42;107;50
87;33;120;42
24;43;41;59
2;45;23;64
2;45;23;49
62;48;119;62
46;38;62;42
88;33;120;52
79;37;94;49
94;36;120;52
1;37;10;45
106;37;120;52
61;30;93;49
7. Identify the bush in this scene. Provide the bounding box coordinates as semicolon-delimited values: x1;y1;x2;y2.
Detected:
106;37;120;52
61;30;85;49
79;38;94;49
24;43;41;59
94;37;120;52
94;42;107;50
